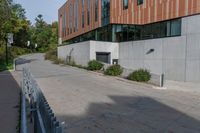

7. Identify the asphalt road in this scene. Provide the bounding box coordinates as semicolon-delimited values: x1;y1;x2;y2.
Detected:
17;53;200;133
0;71;20;133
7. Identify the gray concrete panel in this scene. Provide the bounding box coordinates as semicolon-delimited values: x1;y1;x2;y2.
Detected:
144;59;163;75
186;15;200;35
163;59;186;81
144;39;163;60
186;60;200;82
162;36;186;59
186;34;200;60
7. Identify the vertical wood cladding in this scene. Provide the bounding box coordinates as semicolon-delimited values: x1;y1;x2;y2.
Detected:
58;0;101;41
59;0;200;41
110;0;200;25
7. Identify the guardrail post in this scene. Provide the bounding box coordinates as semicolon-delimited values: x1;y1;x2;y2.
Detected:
21;80;27;133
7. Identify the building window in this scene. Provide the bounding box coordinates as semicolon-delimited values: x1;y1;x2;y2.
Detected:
69;4;73;34
87;0;90;25
82;0;84;6
95;0;98;21
171;19;181;36
123;0;128;9
137;0;143;5
101;0;110;26
64;18;181;44
75;0;79;31
82;12;84;28
82;0;84;28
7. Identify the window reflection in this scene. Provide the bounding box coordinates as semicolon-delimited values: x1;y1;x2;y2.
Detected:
64;19;181;44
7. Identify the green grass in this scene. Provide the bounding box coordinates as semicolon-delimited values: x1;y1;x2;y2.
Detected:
0;60;14;72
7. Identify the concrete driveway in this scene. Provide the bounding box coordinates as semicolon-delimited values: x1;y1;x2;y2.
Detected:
17;53;200;133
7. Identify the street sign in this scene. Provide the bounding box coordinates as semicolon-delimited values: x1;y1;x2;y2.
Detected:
27;41;30;47
7;33;13;44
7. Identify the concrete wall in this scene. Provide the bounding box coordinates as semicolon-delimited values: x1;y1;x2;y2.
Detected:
119;14;200;82
58;41;90;66
183;15;200;82
90;41;119;63
58;41;119;66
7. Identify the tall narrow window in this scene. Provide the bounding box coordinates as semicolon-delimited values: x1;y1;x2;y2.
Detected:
137;0;143;5
101;0;110;26
75;0;78;31
123;0;128;9
82;12;84;28
73;3;76;32
95;0;98;21
69;4;73;33
82;0;85;28
87;0;90;25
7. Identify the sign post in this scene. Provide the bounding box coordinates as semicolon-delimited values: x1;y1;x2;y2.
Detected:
6;33;13;65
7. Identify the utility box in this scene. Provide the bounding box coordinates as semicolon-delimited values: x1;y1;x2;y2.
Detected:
112;59;118;65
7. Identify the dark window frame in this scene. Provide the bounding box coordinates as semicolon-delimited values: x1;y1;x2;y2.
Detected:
137;0;144;5
123;0;128;10
95;0;98;21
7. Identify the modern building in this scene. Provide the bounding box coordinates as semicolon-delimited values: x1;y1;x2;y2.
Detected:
58;0;200;82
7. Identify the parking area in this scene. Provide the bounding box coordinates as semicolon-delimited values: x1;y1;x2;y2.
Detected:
17;54;200;133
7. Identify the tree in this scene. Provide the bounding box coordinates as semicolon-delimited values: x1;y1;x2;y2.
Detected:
0;0;12;41
0;0;30;47
30;15;58;52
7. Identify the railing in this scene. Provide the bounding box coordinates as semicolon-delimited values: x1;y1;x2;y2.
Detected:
21;67;63;133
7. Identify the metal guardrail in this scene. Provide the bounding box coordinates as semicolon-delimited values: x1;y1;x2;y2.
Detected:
21;67;63;133
21;81;27;133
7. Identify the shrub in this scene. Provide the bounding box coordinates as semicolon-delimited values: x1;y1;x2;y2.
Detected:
87;60;103;71
67;60;76;66
104;65;123;76
128;69;151;82
45;49;57;61
53;58;64;64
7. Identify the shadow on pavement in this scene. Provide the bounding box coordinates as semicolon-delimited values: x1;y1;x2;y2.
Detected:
59;95;200;133
15;58;37;66
0;71;21;133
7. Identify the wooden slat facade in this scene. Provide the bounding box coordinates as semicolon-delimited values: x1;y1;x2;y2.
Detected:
59;0;200;42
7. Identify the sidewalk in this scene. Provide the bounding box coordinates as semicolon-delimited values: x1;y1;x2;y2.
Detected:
0;71;21;133
165;80;200;93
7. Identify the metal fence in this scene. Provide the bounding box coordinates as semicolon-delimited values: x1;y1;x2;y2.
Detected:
21;67;63;133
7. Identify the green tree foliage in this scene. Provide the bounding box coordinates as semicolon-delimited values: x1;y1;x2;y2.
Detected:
0;0;58;71
0;0;30;47
0;0;11;40
30;14;58;52
0;0;58;54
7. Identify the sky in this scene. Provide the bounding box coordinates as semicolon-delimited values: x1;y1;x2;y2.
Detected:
13;0;66;24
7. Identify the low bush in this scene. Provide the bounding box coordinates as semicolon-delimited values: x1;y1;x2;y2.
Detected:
104;65;123;76
53;58;64;64
128;69;151;82
66;60;88;69
9;46;32;58
67;60;76;66
87;60;103;71
44;49;57;61
0;60;13;72
0;45;31;71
